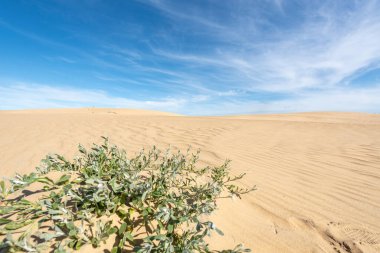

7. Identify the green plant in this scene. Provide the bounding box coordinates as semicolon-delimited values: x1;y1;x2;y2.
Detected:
0;137;255;252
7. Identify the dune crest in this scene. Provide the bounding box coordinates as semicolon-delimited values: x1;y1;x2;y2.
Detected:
0;109;379;253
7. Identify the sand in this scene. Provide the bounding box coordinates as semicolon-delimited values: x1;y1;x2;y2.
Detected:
0;108;379;253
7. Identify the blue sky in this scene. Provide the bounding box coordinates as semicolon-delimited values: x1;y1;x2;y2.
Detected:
1;0;380;115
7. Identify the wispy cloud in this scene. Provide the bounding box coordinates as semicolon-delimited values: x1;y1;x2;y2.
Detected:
141;0;225;30
0;19;78;52
1;81;378;116
144;0;380;93
0;83;186;112
180;86;380;115
44;56;76;64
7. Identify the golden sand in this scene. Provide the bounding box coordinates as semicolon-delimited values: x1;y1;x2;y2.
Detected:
1;108;379;253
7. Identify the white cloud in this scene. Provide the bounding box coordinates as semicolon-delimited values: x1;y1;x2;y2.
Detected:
0;81;379;116
181;86;380;115
0;83;186;112
44;56;76;64
142;0;225;29
144;1;380;94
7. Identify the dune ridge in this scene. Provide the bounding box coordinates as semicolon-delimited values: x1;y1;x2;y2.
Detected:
0;109;379;253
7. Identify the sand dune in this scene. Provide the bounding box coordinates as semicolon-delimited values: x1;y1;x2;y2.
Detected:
0;109;379;253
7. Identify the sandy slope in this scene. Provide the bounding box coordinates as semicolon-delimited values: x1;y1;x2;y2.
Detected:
0;109;379;253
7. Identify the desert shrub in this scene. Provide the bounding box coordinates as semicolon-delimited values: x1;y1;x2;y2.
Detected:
0;137;254;253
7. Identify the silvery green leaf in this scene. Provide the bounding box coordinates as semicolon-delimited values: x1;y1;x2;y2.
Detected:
215;227;224;236
5;220;33;230
0;218;12;225
55;174;71;185
0;206;15;215
38;232;61;241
